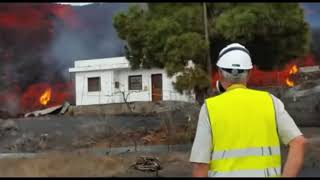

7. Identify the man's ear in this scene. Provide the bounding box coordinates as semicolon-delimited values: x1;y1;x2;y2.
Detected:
217;69;223;80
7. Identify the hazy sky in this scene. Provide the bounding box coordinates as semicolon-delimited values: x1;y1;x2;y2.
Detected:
301;3;320;28
57;3;93;6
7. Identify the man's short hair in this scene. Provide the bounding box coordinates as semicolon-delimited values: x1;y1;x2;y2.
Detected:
219;68;249;84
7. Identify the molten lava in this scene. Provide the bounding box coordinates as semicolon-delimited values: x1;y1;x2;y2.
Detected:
20;82;73;112
211;55;318;89
39;88;52;106
0;4;80;115
285;64;298;87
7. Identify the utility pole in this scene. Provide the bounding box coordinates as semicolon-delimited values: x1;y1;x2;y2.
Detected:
203;2;213;94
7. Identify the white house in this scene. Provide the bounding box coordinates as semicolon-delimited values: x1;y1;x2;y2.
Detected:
68;56;195;105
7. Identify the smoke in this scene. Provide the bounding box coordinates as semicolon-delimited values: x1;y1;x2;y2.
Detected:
0;3;132;115
48;3;130;80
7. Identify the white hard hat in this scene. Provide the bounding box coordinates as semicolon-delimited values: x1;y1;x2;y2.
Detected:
216;43;253;70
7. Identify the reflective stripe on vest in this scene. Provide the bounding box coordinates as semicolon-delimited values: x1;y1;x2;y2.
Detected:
208;167;281;177
205;84;281;177
211;146;280;160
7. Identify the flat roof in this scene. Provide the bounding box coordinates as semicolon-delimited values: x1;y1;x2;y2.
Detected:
69;56;130;73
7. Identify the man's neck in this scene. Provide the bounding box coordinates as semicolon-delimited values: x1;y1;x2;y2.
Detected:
226;84;247;91
221;81;247;91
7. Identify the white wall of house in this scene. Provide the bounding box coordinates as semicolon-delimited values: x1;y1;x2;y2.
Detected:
69;57;195;106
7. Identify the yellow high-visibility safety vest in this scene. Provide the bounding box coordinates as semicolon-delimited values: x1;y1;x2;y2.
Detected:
205;84;281;177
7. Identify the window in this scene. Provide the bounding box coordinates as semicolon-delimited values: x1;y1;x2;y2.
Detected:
88;77;100;92
115;81;120;89
129;75;142;90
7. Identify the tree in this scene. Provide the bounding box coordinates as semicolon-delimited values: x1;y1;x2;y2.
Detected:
212;3;310;70
113;3;310;103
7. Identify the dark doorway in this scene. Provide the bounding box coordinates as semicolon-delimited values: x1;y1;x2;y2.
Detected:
151;74;162;101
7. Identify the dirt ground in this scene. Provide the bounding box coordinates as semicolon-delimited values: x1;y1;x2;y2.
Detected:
0;105;197;153
0;104;319;177
0;127;317;177
0;139;319;177
0;150;191;177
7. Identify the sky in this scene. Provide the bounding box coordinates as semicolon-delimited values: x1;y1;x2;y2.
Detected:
57;3;93;6
301;3;320;28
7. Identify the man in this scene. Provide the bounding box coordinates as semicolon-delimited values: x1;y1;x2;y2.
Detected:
190;43;307;177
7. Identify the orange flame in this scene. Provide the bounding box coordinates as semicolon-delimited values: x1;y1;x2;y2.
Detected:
39;88;51;105
289;64;298;74
285;65;298;87
285;78;295;87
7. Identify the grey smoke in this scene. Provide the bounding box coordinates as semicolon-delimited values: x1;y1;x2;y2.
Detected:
48;3;135;80
0;3;144;115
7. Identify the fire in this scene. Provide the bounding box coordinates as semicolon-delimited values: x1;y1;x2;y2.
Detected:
289;64;298;74
285;64;298;87
285;78;295;87
20;82;73;112
211;55;317;88
39;88;52;106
